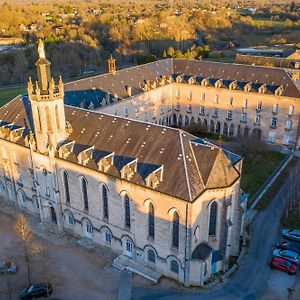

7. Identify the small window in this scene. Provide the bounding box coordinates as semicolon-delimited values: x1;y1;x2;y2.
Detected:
148;249;156;263
175;103;180;110
105;230;112;244
170;260;179;274
255;115;261;125
175;89;180;98
21;191;26;202
172;212;179;248
214;95;219;104
243;99;248;108
188;91;192;101
286;120;292;130
227;110;232;120
213;108;218;117
125;108;129;117
289;106;294;115
86;223;93;234
241;113;247;123
102;185;109;219
271;117;277;127
200;106;205;115
273;103;279;114
201;92;206;101
187;104;192;113
209;201;217;236
228;97;233;106
68;213;74;225
45;187;50;197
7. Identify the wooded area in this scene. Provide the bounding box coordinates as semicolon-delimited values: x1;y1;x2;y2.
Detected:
1;0;300;86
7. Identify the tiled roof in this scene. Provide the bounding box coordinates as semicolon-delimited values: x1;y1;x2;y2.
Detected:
0;96;241;202
63;59;300;108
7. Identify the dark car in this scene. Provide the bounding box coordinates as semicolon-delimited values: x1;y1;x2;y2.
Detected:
269;257;297;275
282;229;300;242
20;283;52;300
276;241;300;254
0;261;18;274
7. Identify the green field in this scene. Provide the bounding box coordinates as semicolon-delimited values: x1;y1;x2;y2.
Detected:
0;87;26;107
252;17;285;28
241;151;287;200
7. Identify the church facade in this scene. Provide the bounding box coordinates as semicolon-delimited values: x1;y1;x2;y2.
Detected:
0;41;247;286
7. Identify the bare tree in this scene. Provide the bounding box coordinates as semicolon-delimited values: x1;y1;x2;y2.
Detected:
13;214;42;285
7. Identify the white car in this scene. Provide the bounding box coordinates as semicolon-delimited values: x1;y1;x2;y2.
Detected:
282;229;300;242
273;249;300;264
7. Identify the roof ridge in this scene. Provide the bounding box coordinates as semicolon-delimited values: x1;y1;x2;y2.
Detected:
179;130;192;202
189;141;205;190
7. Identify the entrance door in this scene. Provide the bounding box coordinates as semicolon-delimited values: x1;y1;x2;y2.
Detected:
50;206;57;224
126;239;134;257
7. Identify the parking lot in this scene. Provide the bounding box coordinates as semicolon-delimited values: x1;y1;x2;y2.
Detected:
0;212;120;300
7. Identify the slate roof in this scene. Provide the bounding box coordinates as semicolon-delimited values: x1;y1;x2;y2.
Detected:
63;59;300;109
192;243;213;260
0;95;241;202
235;53;300;71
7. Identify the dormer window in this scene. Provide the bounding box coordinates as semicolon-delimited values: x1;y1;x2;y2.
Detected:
258;84;266;94
275;85;283;96
244;82;252;92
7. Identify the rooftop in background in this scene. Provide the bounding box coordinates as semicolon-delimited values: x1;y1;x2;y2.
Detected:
63;58;300;111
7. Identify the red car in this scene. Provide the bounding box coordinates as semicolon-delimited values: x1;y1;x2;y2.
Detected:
269;257;297;275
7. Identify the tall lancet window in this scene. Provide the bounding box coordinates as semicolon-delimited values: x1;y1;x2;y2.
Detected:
45;106;52;133
55;105;60;130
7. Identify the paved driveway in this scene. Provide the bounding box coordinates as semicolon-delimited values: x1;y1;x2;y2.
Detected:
132;160;300;300
0;213;119;300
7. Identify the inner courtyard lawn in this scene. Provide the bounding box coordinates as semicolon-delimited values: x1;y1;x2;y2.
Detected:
241;151;287;200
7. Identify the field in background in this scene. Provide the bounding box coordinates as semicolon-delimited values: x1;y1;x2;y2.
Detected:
0;87;26;107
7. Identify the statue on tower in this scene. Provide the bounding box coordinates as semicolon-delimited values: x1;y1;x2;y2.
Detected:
38;39;46;59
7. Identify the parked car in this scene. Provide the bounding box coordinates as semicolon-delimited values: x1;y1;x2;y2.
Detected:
0;261;18;274
269;257;297;275
276;241;300;254
282;229;300;242
20;283;52;300
273;249;300;264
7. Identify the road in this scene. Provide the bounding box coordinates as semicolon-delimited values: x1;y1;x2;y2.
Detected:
132;160;300;300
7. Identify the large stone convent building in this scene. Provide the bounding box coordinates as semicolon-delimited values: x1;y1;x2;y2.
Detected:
1;39;298;287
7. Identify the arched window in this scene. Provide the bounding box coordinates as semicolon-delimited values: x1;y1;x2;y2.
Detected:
81;177;88;211
102;185;109;219
148;249;156;263
45;106;52;133
68;212;74;225
209;201;217;236
148;203;155;239
170;260;179;274
124;194;131;229
172;212;179;248
105;230;112;245
55;105;60;130
63;171;70;203
35;107;42;131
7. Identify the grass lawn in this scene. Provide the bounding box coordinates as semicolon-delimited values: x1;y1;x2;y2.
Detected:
252;17;285;27
0;87;26;107
256;157;299;211
241;151;287;201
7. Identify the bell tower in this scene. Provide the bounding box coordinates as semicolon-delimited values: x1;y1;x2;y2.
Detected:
27;39;67;154
107;55;116;75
